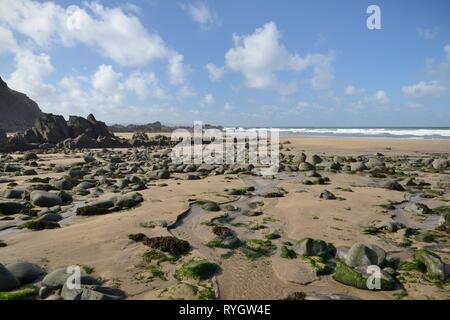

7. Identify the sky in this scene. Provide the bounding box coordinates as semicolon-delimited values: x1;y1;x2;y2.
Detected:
0;0;449;127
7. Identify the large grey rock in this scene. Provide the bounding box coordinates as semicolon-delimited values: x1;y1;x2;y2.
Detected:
415;249;446;281
295;238;330;257
298;162;315;171
42;268;99;289
3;189;29;200
111;192;143;209
366;158;385;169
6;262;44;285
52;177;73;190
432;158;449;170
0;201;25;215
30;191;62;207
350;162;367;172
320;190;336;200
404;203;433;215
0;263;20;291
344;243;386;267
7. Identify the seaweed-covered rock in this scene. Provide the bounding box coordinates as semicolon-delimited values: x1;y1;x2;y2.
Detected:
207;226;240;249
381;180;405;191
175;259;220;280
0;286;39;300
333;261;396;291
201;201;221;212
415;249;446;281
261;188;287;198
24;219;60;230
129;235;190;255
76;199;114;216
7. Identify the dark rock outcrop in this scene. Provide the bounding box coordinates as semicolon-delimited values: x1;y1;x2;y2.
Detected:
0;76;43;132
2;112;127;151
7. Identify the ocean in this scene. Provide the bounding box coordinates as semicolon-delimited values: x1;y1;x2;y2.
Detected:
228;127;450;140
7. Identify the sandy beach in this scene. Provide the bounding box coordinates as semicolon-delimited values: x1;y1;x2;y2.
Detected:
1;135;449;300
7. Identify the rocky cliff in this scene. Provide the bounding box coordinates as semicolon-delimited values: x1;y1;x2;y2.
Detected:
0;76;43;132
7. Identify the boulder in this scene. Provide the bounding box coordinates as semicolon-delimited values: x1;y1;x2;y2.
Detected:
3;189;29;200
295;238;331;257
111;192;143;209
432;158;449;170
0;201;25;215
404;203;433;215
133;235;191;255
366;158;385;169
415;249;446;281
381;180;405;191
6;262;44;285
344;243;386;267
320;190;336;200
33;113;71;144
0;263;20;291
42;268;98;289
22;152;38;161
30;191;62;207
298;162;315;171
333;261;396;291
52;177;73;190
350;162;367;172
310;154;323;165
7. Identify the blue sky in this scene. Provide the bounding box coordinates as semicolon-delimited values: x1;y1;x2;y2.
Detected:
0;0;449;126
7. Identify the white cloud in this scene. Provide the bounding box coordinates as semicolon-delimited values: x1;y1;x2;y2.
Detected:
445;45;450;60
372;90;390;105
124;72;168;99
205;63;225;82
180;1;221;30
7;50;56;101
417;28;437;40
0;26;19;54
0;0;185;68
176;85;197;99
295;101;309;111
402;80;446;98
92;64;122;93
344;85;366;96
345;88;390;112
168;53;188;85
202;93;215;106
223;102;233;111
424;44;450;77
224;21;334;93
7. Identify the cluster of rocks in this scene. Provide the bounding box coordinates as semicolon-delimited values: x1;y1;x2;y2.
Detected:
1;113;127;151
0;262;125;300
